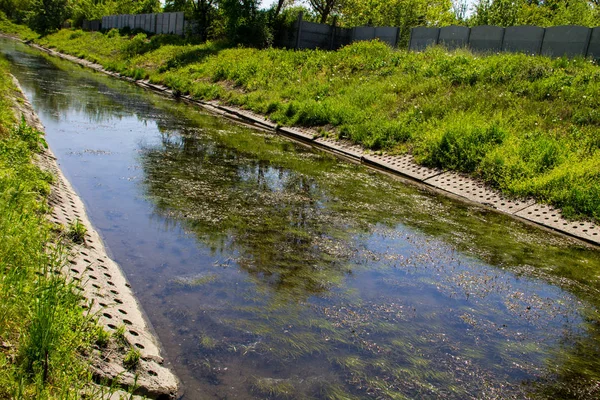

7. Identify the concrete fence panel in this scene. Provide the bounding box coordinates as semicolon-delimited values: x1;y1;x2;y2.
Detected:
374;27;400;47
166;13;172;33
542;25;591;57
175;12;184;35
155;13;160;34
333;27;352;49
409;27;440;51
161;12;169;33
150;13;156;33
354;26;376;42
439;25;470;50
503;25;545;55
161;12;168;33
143;14;149;30
587;27;600;59
169;12;177;34
157;13;165;34
166;12;173;33
298;21;331;49
162;13;170;34
469;25;504;52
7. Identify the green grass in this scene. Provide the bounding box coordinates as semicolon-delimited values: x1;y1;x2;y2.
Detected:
123;347;141;370
0;12;38;41
67;219;87;244
0;54;104;398
3;23;600;223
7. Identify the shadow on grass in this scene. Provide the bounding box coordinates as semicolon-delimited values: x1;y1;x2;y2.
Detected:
158;43;227;73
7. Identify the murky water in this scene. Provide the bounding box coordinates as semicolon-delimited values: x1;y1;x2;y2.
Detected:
3;39;600;399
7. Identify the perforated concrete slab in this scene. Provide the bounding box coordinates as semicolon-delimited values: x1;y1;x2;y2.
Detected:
44;142;178;400
363;153;442;181
233;109;278;130
12;76;179;399
314;136;364;160
425;172;534;214
278;126;316;142
516;204;600;245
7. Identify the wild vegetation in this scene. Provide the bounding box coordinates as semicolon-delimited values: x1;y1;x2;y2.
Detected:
0;54;106;398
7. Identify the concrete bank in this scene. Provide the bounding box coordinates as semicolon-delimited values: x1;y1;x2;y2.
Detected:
10;74;180;398
8;34;598;248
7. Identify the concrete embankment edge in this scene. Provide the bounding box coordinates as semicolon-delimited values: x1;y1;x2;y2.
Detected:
9;73;180;399
8;34;598;248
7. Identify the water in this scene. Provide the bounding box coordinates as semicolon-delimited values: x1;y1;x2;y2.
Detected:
3;39;600;399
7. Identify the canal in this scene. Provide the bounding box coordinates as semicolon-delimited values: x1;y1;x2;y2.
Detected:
3;39;600;399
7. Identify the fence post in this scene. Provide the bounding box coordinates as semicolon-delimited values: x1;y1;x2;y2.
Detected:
295;12;304;50
538;28;546;56
329;16;337;50
584;27;593;58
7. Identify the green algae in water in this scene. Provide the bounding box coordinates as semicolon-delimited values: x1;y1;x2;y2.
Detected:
137;122;600;398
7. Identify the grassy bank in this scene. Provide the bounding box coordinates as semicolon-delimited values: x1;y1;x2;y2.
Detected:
3;15;598;223
0;54;105;397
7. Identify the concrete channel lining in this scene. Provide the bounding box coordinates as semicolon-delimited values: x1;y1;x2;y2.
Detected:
516;204;600;242
19;38;600;248
363;153;442;181
425;172;535;214
10;75;179;399
314;136;364;161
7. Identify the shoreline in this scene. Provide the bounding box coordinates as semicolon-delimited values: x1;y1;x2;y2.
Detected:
10;69;180;399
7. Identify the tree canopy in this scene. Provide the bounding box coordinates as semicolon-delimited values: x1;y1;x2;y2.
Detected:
0;0;598;41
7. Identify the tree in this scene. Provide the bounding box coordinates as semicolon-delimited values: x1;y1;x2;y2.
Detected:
27;0;69;33
272;0;297;17
308;0;341;23
0;0;34;22
471;0;600;27
339;0;456;45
